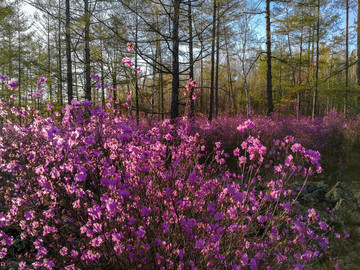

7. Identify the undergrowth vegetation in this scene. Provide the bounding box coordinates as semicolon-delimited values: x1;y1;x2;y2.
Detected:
0;93;359;270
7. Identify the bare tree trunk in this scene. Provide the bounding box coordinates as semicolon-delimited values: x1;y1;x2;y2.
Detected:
155;17;162;120
170;0;181;121
241;16;251;118
209;0;216;121
101;41;105;108
18;19;21;108
58;0;63;106
215;5;220;117
84;0;91;101
18;51;21;108
188;0;195;119
47;16;52;103
358;0;360;86
152;49;156;120
287;33;296;87
65;0;73;104
297;30;303;117
74;61;79;100
224;33;236;114
112;72;117;109
345;0;349;112
135;2;140;124
266;0;273;116
200;44;204;113
312;0;320;119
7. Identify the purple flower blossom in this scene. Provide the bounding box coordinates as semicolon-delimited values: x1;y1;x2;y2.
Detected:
0;102;343;269
0;75;7;82
319;221;328;231
141;206;150;217
308;208;317;219
18;262;26;270
302;250;313;263
244;119;254;129
257;215;265;223
233;191;244;202
164;133;173;140
105;198;117;214
0;248;7;259
214;212;223;221
207;202;216;214
292;263;304;270
195;239;205;249
178;249;184;260
161;221;169;233
237;125;247;132
71;250;78;258
249;258;258;270
136;228;146;239
65;265;76;270
32;262;42;269
91;236;103;247
74;169;87;182
291;143;303;153
118;189;130;197
38;77;47;84
87;204;102;220
188;171;199;182
281;202;291;212
7;78;18;90
122;57;133;67
240;253;248;266
24;211;35;220
60;247;68;256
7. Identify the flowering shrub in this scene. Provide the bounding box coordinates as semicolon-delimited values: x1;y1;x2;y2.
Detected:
190;112;352;173
0;97;344;269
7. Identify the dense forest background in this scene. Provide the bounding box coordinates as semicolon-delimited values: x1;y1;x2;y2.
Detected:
0;0;359;121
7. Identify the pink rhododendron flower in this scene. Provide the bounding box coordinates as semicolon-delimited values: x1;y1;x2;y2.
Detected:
7;78;19;90
60;247;68;256
195;239;205;249
122;57;133;67
0;248;7;259
141;206;151;216
319;221;328;231
127;42;134;52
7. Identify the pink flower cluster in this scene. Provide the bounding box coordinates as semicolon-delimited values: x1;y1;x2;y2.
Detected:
0;101;342;269
237;119;254;132
122;44;141;76
184;78;200;102
7;78;19;90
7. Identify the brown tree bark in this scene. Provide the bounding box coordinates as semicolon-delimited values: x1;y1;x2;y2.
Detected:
65;0;73;104
58;0;63;106
135;1;139;124
188;0;195;119
266;0;273;116
312;0;320;119
209;0;216;121
170;0;181;121
345;0;349;112
358;0;360;86
215;5;220;117
84;0;91;101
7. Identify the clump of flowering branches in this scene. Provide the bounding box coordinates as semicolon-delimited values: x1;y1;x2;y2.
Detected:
0;99;342;269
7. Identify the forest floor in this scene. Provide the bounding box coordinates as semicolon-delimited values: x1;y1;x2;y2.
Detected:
331;144;360;270
343;148;360;183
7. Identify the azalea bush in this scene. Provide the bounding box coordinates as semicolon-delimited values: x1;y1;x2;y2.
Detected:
0;96;346;270
190;112;352;173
